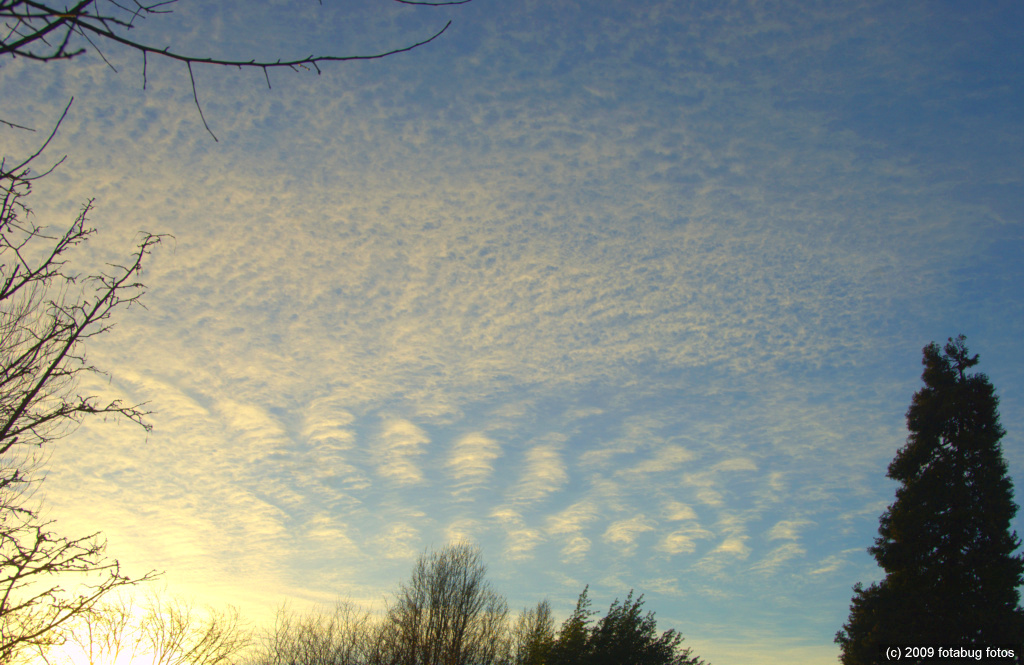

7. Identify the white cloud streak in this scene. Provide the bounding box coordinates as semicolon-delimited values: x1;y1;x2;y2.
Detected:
448;432;501;497
377;420;430;485
510;439;568;504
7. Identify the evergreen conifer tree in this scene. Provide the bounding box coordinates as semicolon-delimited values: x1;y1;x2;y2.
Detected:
836;336;1024;664
547;587;706;665
548;586;595;665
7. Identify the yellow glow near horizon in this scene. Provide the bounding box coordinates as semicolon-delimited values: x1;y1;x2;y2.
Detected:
36;640;158;665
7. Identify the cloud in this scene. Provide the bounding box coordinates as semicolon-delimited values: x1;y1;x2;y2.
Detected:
21;2;1024;658
448;432;502;496
491;506;523;526
751;543;806;575
560;535;592;563
663;501;698;521
546;500;600;535
682;456;759;507
695;487;725;507
602;514;657;553
618;444;695;478
444;518;481;544
545;500;601;562
579;416;666;468
694;512;752;574
657;523;715;555
374;522;421;560
490;507;544;560
505;528;545;560
712;457;758;473
301;397;356;448
377;419;430;484
712;536;750;557
767;519;814;541
808;548;863;576
303;513;359;558
510;439;568;503
642;577;683;596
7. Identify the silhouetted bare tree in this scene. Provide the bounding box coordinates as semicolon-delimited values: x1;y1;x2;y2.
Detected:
249;601;373;665
0;115;162;663
511;600;553;665
377;543;509;665
37;592;249;665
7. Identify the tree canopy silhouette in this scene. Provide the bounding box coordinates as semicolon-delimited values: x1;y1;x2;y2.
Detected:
548;587;706;665
378;542;508;665
836;336;1024;664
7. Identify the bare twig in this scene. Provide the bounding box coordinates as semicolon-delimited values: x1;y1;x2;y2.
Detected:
1;1;469;138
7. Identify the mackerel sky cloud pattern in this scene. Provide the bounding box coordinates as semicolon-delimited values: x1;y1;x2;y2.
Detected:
4;1;1024;664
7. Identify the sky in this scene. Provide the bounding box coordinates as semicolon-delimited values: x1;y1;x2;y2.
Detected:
3;1;1024;663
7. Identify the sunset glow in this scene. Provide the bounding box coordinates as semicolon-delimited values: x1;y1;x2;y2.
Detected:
4;2;1023;664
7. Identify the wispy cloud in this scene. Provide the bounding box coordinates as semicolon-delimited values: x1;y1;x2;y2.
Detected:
302;396;356;448
695;512;752;575
509;438;568;504
491;507;545;560
559;535;592;563
374;522;421;560
444;517;481;544
751;543;806;575
448;432;502;497
808;547;868;577
546;500;601;535
663;501;699;521
617;444;695;478
377;419;430;484
546;500;601;563
767;519;814;541
602;514;657;554
657;523;715;555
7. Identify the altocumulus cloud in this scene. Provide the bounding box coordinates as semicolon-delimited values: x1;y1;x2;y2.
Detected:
378;420;430;484
510;437;569;504
603;514;658;554
448;432;502;497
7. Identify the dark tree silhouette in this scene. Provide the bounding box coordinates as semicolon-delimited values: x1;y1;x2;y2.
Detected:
249;601;373;665
511;600;554;665
0;127;162;663
547;586;594;665
836;336;1024;664
586;591;704;665
377;542;509;665
548;587;706;665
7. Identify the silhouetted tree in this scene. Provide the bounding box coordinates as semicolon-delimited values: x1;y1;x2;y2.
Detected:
249;601;372;665
586;591;704;665
377;542;509;665
547;587;593;665
0;133;161;664
38;592;249;665
836;336;1024;664
548;588;706;665
511;600;554;665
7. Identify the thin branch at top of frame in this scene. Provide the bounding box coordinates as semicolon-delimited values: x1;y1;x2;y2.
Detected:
1;0;471;140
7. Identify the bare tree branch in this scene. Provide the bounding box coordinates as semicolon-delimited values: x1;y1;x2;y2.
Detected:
2;0;469;136
0;116;164;664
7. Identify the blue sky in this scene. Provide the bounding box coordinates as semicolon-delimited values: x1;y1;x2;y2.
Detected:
3;1;1024;663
